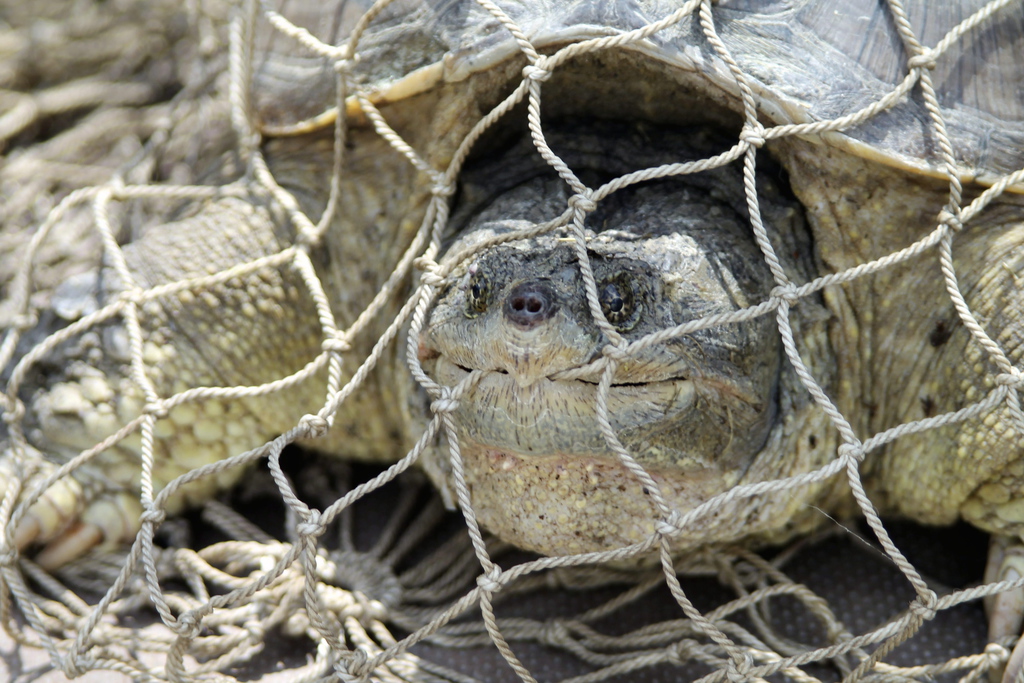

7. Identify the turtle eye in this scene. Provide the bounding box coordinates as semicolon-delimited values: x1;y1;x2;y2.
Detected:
599;273;640;330
465;271;491;317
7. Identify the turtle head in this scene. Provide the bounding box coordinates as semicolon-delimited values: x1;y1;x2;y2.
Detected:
422;177;780;475
417;124;831;556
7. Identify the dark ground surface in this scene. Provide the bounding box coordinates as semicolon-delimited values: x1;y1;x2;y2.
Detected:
217;459;994;682
0;456;993;683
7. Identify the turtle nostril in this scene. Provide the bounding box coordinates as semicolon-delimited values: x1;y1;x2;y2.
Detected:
503;281;557;329
510;296;543;314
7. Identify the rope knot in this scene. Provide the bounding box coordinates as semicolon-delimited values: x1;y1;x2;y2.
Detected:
299;413;330;439
938;206;964;232
837;441;865;462
296;225;324;249
431;180;456;198
668;639;697;665
173;610;202;638
601;344;630;363
296;509;324;539
996;370;1024;388
414;258;446;288
413;256;437;271
243;618;265;642
333;56;353;74
771;284;800;304
322;335;352;354
740;123;766;148
538;620;570;645
522;64;551;82
909;591;938;621
139;508;166;526
61;653;87;679
107;174;127;196
726;652;755;683
144;401;169;420
568;192;597;213
985;642;1010;668
431;388;459;415
1;398;25;424
907;50;938;71
655;511;685;539
337;647;369;682
476;567;502;594
238;132;262;154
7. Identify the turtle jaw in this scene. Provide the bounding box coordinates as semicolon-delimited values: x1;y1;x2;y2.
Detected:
428;355;699;459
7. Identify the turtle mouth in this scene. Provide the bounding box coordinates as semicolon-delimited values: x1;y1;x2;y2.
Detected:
433;354;693;395
419;338;692;390
423;353;698;459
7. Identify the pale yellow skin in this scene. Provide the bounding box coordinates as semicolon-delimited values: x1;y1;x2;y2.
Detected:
3;75;492;563
778;139;1024;534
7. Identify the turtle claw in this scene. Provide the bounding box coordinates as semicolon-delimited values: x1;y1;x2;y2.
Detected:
18;490;142;568
985;536;1024;683
1;458;84;548
1005;642;1024;683
33;521;104;570
1;456;142;569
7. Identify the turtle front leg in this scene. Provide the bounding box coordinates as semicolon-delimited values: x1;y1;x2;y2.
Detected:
3;194;330;567
3;369;283;569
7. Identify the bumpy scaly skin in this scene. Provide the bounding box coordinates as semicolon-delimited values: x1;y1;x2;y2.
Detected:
15;192;325;562
778;144;1024;681
4;71;512;565
776;139;1024;531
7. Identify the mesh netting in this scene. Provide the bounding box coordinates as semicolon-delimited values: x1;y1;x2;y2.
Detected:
2;0;1024;681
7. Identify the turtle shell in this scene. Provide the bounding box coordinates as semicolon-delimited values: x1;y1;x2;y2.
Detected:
252;0;1024;188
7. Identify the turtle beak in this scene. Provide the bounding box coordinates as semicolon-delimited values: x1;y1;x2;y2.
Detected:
501;349;557;389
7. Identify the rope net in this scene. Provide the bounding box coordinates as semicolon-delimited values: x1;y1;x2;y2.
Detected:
1;0;1023;680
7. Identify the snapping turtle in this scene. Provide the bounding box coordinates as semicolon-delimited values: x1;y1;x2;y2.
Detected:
3;0;1024;665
